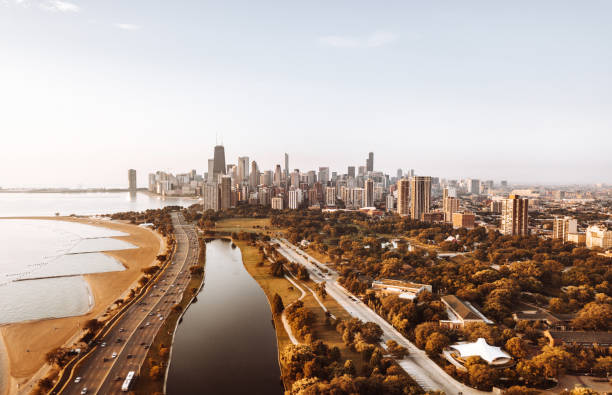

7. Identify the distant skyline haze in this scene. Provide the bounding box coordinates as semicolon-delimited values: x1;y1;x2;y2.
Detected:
1;0;610;187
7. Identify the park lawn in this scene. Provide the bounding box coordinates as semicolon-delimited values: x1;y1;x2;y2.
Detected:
215;217;273;234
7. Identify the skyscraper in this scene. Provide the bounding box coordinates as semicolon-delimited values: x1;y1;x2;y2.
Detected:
284;153;289;181
203;183;220;212
128;169;137;191
318;167;329;185
364;178;374;207
397;179;410;216
347;166;355;178
207;159;215;183
220;175;232;210
366;152;374;172
213;145;226;177
274;165;282;187
238;156;249;183
500;195;529;236
249;161;259;188
410;176;432;220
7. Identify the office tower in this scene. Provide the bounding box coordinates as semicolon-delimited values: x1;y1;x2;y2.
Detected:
213;145;226;177
500;195;529;236
148;173;156;192
274;165;282;186
290;170;300;188
306;170;317;186
238;156;249;183
207;159;215;183
366;152;374;172
500;180;508;187
585;225;612;249
452;212;475;229
469;179;480;195
364;178;374;207
386;194;395;212
284;153;289;180
553;216;578;242
358;166;366;177
397;179;410;216
318;167;330;185
347;166;355;178
128;169;137;191
289;188;303;209
410;176;432;220
259;187;271;206
396;169;402;179
408;169;415;178
271;197;284;210
249;161;259;188
263;170;273;186
220;176;232;210
203;183;220;212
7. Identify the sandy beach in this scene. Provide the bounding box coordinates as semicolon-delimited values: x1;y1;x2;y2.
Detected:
0;217;164;394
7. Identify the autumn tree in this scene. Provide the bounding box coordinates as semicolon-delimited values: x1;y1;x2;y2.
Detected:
272;293;284;315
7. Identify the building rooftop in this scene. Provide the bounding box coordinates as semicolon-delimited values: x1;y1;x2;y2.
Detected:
547;331;612;345
450;338;512;365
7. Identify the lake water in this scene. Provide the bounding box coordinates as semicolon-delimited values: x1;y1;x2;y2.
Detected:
166;240;282;395
0;219;138;324
0;191;198;217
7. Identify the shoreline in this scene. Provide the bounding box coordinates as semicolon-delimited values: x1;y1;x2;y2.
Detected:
0;216;163;395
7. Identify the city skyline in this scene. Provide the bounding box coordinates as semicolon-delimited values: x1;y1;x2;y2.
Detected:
1;1;612;187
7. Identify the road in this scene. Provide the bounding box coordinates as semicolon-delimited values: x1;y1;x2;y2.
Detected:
273;238;489;395
59;212;199;395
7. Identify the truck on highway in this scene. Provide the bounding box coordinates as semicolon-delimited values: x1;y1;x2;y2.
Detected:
121;371;135;392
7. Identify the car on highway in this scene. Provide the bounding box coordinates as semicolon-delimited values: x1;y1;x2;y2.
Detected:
74;377;82;383
112;352;117;358
101;342;106;347
80;388;88;394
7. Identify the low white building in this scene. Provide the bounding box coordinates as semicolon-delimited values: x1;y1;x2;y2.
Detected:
450;338;512;366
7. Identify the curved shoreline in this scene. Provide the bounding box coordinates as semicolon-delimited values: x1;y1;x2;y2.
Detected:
0;217;162;394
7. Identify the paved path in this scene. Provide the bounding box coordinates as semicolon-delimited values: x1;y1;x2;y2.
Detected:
58;213;199;395
274;238;490;395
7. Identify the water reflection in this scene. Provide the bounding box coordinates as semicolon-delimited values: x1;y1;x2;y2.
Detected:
167;239;282;395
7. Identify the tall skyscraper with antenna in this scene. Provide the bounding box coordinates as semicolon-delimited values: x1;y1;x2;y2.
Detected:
213;145;226;178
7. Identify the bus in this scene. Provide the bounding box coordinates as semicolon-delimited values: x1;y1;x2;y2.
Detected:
121;371;135;392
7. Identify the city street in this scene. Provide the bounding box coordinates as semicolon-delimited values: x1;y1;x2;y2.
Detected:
273;238;489;395
57;212;199;395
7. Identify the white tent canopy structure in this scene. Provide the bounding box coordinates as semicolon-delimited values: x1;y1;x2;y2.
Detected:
450;338;512;365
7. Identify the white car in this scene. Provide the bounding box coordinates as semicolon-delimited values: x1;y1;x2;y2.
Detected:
74;377;82;383
80;388;88;394
111;352;117;358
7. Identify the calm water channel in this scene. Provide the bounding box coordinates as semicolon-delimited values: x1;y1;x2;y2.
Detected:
166;239;282;395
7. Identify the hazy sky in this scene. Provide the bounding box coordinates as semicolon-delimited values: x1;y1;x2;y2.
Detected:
1;1;611;188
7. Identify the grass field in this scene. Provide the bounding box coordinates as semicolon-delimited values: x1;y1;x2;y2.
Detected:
214;218;273;234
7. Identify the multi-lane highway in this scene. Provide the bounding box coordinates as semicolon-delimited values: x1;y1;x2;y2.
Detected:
273;238;488;395
58;212;199;395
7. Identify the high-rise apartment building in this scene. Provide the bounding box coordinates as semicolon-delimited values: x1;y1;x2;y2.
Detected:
397;179;410;216
386;194;395;212
469;179;480;195
364;178;374;207
207;159;215;183
128;169;137;191
325;186;336;207
148;173;156;192
213;145;226;177
352;188;364;208
220;176;232;210
237;156;249;183
288;188;303;209
500;195;529;236
585;225;612;250
410;176;432;220
203;183;220;212
553;216;577;242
